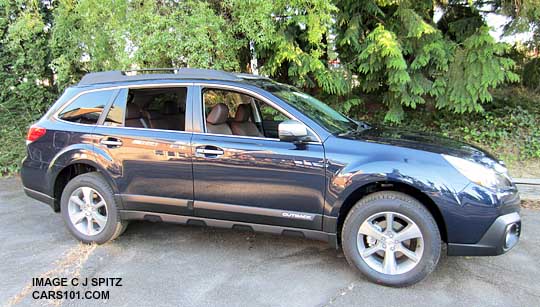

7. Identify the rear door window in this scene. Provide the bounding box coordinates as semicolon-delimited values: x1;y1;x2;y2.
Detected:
103;89;127;127
119;87;187;131
58;90;115;124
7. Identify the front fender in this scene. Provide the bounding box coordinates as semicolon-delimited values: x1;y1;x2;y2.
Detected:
324;154;467;218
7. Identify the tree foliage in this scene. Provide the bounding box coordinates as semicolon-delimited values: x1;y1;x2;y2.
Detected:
493;0;540;50
335;0;520;122
0;0;55;174
0;0;537;174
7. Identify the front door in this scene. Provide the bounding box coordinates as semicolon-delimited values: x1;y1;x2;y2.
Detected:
93;85;194;215
191;86;326;230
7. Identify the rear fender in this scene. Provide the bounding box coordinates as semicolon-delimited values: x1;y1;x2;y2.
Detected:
47;144;119;197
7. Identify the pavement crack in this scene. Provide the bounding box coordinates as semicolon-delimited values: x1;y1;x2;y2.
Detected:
322;281;356;306
457;261;540;299
4;243;97;307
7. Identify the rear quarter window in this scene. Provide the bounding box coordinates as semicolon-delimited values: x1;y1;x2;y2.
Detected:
58;90;115;124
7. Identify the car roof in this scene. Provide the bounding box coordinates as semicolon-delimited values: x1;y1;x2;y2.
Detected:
78;68;269;86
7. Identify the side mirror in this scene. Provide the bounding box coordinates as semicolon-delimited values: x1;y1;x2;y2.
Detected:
278;120;309;142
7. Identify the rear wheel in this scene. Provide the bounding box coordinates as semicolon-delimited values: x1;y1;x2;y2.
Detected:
60;172;127;244
342;191;441;287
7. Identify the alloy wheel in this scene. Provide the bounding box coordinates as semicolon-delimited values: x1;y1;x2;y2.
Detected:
357;211;424;275
67;187;108;236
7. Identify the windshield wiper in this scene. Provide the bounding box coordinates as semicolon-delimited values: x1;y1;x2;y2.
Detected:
355;120;371;131
337;121;371;137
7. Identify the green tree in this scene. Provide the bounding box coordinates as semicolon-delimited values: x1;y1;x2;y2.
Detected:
335;0;519;122
0;0;55;174
127;0;241;70
491;0;540;51
0;0;537;175
50;0;128;89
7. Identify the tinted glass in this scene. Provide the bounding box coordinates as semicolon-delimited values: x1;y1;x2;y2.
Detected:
104;89;127;127
203;88;291;138
123;87;187;131
203;89;242;117
59;90;114;124
249;80;358;134
257;101;288;122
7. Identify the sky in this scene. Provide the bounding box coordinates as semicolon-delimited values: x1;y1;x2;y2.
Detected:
434;7;533;44
486;13;533;43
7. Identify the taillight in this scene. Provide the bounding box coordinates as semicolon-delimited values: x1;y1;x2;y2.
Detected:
26;125;46;145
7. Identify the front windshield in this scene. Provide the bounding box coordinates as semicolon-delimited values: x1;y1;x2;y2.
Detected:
253;81;358;134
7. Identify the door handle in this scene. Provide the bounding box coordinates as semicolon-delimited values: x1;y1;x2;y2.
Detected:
196;148;224;155
100;138;123;148
195;146;224;158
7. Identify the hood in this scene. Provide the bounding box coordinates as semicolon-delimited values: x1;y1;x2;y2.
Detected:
343;125;499;164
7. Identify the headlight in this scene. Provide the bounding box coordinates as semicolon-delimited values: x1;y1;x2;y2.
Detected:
442;154;511;189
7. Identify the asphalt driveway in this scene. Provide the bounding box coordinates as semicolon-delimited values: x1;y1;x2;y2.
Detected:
1;177;539;307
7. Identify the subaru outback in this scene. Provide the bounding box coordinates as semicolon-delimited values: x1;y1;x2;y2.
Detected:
21;68;521;287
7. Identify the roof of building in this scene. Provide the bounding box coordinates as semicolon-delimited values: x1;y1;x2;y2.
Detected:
77;68;268;86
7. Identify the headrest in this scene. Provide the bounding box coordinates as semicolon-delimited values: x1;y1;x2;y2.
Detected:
142;110;162;120
161;101;177;115
234;104;251;122
206;103;229;125
126;104;141;119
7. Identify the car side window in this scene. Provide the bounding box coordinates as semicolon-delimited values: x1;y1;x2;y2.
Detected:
203;88;290;138
104;87;187;131
58;90;114;124
203;89;241;117
257;101;289;122
103;89;127;127
254;101;290;139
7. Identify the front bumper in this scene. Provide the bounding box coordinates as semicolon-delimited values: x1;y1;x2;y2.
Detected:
447;212;521;256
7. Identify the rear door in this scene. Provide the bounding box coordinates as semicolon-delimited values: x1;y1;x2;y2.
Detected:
93;84;194;215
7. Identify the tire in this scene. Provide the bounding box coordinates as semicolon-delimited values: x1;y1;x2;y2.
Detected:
341;191;441;287
60;172;128;244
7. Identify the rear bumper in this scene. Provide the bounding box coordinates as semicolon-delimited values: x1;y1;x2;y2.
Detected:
447;212;521;256
23;187;56;211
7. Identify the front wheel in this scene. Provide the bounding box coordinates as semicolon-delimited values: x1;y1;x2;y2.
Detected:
342;191;441;287
60;172;128;244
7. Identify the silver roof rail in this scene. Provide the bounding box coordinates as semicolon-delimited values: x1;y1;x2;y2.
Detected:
77;68;265;86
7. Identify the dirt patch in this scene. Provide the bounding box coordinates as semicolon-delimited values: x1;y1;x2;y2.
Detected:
5;243;97;307
522;199;540;210
507;159;540;178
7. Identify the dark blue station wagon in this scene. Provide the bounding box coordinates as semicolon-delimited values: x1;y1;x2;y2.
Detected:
21;68;521;286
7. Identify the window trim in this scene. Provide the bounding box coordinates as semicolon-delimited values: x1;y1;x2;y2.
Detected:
196;83;322;144
99;88;124;126
54;87;119;126
52;82;323;144
53;83;194;133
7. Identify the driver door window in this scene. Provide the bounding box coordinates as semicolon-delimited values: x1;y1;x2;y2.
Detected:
202;89;289;138
255;101;289;139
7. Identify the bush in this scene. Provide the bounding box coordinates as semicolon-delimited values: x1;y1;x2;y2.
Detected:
353;86;540;163
522;58;540;92
0;1;538;177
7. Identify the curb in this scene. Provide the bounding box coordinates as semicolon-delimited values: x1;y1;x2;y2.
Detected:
514;178;540;201
514;178;540;185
